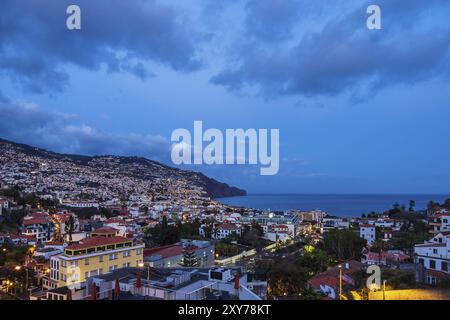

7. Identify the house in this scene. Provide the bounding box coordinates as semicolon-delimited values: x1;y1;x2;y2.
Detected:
362;250;409;266
360;224;376;246
414;233;450;285
307;261;363;300
22;213;55;244
212;224;242;240
428;213;450;235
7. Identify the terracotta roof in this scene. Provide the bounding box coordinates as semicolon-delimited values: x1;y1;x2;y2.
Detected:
45;241;64;246
66;236;131;250
425;269;450;278
23;217;51;225
92;227;118;234
218;224;240;231
308;275;340;289
144;244;200;259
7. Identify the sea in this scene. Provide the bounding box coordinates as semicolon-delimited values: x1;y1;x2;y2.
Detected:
217;194;450;218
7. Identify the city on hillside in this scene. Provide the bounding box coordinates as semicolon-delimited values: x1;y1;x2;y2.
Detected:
0;140;449;301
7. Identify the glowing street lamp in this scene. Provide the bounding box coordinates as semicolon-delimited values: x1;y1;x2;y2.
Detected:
337;264;343;301
14;266;21;271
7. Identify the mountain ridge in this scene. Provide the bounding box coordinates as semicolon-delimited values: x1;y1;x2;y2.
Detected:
0;137;246;198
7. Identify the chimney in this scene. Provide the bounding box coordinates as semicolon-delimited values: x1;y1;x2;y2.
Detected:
234;272;240;290
91;283;97;300
114;278;121;300
135;270;142;288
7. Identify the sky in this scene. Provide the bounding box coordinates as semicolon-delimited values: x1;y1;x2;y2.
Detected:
1;0;450;194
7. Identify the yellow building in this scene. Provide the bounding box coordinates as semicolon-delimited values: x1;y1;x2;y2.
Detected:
50;231;144;288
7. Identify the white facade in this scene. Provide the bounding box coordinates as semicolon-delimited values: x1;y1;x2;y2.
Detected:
414;233;450;285
360;225;376;245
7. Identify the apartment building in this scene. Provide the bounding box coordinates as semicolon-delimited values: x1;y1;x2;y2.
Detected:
50;230;144;288
22;214;55;243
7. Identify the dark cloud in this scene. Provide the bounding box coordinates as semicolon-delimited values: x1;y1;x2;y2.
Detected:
0;0;205;93
0;101;171;162
212;0;450;98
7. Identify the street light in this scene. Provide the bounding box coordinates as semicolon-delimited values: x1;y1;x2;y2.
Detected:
337;264;343;301
14;266;21;271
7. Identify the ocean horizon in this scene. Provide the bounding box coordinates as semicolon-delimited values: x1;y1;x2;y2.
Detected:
217;193;450;217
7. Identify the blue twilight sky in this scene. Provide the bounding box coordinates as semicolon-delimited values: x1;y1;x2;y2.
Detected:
1;0;450;194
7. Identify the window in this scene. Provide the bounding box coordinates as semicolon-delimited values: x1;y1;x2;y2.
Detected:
429;260;436;269
442;262;448;272
123;250;131;258
109;265;117;272
61;260;67;267
84;258;90;265
123;262;130;268
136;248;142;255
85;271;89;279
433;249;438;254
109;253;118;260
99;256;104;263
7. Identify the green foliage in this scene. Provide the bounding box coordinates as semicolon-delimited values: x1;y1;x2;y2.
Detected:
215;242;241;257
323;229;366;261
179;244;199;267
264;248;332;299
381;269;416;289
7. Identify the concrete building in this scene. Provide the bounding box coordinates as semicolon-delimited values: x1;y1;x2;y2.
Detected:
50;229;144;288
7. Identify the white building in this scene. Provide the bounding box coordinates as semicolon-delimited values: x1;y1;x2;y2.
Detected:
360;224;376;246
414;233;450;285
429;213;450;235
22;215;55;243
212;224;242;240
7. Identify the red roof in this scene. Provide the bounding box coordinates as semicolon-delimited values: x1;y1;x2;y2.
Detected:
92;227;118;234
218;224;240;231
66;236;131;250
144;244;200;259
360;224;375;228
23;217;51;226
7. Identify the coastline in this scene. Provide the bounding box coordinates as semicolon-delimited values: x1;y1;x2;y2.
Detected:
217;193;450;217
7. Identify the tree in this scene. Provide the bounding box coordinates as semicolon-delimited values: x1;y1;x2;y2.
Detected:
408;200;415;212
323;229;366;261
64;215;76;243
179;243;199;267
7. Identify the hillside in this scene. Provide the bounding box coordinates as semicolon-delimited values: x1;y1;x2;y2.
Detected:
0;138;246;199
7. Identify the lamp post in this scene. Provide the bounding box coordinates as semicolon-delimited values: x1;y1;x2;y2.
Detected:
338;264;342;301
